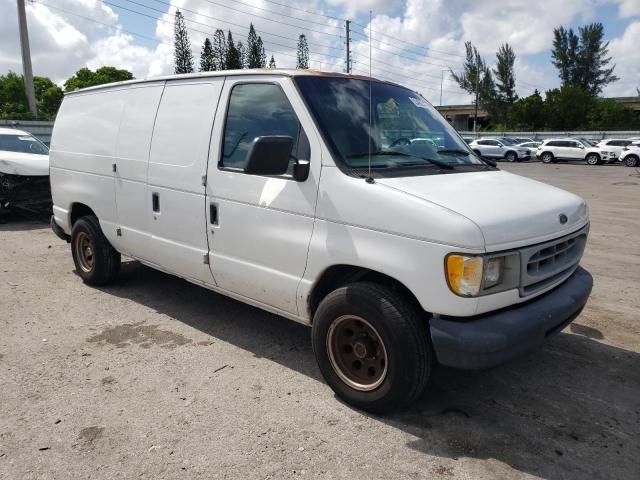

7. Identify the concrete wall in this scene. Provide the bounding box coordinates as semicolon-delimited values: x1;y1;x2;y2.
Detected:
0;120;54;145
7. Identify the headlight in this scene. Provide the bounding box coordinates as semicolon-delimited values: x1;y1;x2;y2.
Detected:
445;253;520;297
446;255;484;296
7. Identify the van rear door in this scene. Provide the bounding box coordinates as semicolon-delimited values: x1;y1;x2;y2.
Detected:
204;76;321;315
145;78;224;285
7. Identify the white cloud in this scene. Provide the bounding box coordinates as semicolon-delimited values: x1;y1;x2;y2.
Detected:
603;20;640;96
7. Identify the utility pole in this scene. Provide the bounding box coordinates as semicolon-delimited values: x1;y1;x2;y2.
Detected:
16;0;37;118
439;70;445;106
345;20;351;74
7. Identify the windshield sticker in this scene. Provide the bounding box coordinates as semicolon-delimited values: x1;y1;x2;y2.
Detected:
409;97;430;109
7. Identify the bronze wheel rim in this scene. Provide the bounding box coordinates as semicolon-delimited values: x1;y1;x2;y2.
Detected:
326;315;388;392
74;231;95;273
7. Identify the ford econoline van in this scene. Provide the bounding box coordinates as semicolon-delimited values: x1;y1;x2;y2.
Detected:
49;70;592;413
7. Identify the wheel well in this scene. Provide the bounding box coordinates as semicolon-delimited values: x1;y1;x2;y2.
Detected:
541;151;553;157
587;152;601;159
307;265;425;322
505;150;517;157
472;149;481;156
70;203;96;226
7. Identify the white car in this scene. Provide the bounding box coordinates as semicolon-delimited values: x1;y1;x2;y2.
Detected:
620;142;640;167
537;138;591;163
468;138;530;162
0;127;50;210
49;70;592;413
592;139;634;163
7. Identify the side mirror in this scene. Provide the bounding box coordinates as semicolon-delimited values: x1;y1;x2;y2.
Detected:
579;145;585;149
244;136;293;176
498;144;504;148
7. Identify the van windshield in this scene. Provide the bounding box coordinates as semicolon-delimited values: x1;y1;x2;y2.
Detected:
294;76;485;175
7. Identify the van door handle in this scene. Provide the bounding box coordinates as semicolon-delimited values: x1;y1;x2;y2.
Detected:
152;192;160;213
210;203;218;225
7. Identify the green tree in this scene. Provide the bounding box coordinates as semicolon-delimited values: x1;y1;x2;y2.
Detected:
212;29;227;70
587;99;638;130
507;90;545;130
200;38;214;72
257;37;267;68
551;22;617;95
63;66;134;92
296;34;309;69
269;55;277;68
450;42;495;126
174;10;194;74
246;24;262;68
236;41;245;68
0;72;63;120
544;85;594;130
225;31;242;70
492;43;518;126
33;77;63;119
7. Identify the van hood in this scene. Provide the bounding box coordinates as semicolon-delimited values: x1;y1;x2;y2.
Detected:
0;151;50;176
376;170;588;250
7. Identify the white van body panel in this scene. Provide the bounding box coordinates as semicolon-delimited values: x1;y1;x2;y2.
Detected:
145;78;224;285
112;82;165;261
375;170;589;251
205;76;321;315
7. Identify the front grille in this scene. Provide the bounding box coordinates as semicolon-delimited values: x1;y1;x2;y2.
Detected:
519;226;588;296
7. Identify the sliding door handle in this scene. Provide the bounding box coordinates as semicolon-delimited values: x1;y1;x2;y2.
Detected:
210;203;218;225
152;192;160;213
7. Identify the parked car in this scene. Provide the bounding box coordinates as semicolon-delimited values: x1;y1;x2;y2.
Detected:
468;138;530;162
512;137;534;144
0;127;51;211
620;142;640;167
592;139;634;162
49;70;592;413
516;141;541;157
537;138;589;163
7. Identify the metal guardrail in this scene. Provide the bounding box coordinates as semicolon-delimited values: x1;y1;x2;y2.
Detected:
458;131;640;141
0;120;54;145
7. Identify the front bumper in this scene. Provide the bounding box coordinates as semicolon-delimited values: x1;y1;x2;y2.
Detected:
430;266;593;370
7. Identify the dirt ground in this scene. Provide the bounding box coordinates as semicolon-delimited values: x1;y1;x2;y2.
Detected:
1;162;639;479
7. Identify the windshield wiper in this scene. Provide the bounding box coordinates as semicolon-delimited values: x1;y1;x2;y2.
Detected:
346;150;454;170
437;149;470;155
346;150;415;158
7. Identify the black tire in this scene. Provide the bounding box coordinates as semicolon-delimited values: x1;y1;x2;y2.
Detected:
505;151;517;162
472;149;482;158
71;215;120;286
585;153;600;165
540;152;554;164
312;282;432;414
625;155;639;167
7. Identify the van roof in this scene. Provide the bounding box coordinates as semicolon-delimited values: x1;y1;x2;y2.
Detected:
65;69;398;96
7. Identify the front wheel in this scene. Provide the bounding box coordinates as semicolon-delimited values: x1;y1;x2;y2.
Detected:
540;152;554;164
585;153;600;165
625;155;639;167
312;282;432;414
71;216;121;286
505;151;517;162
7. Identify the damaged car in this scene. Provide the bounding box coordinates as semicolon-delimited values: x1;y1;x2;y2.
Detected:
0;127;51;212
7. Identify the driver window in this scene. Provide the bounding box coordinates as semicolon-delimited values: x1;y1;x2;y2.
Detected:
221;83;308;171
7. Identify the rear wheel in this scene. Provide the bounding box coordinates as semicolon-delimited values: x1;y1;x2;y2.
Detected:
71;216;120;286
540;152;554;164
505;151;517;162
586;153;600;165
625;155;639;167
312;282;432;414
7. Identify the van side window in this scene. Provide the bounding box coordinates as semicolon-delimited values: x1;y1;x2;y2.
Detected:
221;83;307;171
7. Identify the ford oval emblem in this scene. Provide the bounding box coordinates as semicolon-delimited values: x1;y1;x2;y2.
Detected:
559;214;568;224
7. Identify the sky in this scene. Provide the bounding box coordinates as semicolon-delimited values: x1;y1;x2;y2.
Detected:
1;0;639;105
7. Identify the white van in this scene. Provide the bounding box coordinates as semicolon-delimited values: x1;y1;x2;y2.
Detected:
49;70;592;413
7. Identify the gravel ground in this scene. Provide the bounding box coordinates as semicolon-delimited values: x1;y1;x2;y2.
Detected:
1;162;639;479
